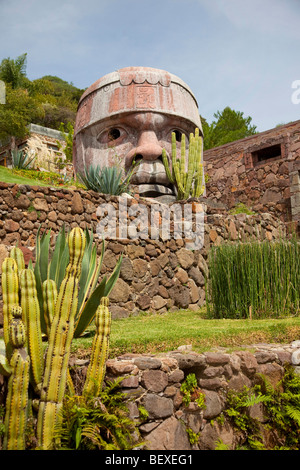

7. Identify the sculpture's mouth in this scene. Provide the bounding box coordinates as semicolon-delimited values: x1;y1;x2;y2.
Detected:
137;183;175;198
129;160;176;199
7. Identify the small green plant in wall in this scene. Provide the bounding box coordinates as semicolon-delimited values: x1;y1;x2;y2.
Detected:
180;373;206;409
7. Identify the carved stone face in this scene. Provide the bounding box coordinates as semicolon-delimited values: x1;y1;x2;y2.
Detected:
73;67;202;199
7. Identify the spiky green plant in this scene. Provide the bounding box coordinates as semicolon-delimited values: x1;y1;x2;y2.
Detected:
162;128;205;200
31;224;122;338
11;149;35;170
78;163;137;195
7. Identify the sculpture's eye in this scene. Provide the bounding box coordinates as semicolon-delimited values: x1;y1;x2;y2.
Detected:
108;128;121;141
97;127;125;145
173;130;183;142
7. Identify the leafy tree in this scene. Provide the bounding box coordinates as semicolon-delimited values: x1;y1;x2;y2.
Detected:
0;83;44;141
0;53;85;140
30;76;84;129
201;107;257;150
56;122;74;163
0;53;29;89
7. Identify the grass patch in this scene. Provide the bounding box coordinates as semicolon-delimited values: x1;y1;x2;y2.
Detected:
0;166;50;186
0;166;82;189
71;308;300;359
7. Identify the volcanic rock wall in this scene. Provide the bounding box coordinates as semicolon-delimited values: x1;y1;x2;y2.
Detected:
0;182;285;320
77;341;300;450
204;120;300;227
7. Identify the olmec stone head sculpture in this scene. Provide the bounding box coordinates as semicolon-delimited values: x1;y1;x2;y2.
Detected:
73;66;202;199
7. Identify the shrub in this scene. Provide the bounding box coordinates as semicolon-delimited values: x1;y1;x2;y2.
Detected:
11;149;35;169
206;238;300;319
78;164;137;195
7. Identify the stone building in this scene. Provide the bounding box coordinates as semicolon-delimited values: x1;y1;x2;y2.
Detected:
203;119;300;232
0;123;71;175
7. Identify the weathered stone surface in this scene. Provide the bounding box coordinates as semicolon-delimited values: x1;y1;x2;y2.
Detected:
141;370;168;392
205;352;230;365
257;362;285;389
176;248;194;269
174;267;189;284
168;368;185;383
236;351;258;377
145;417;191;450
203;390;223;419
33;197;49;211
169;285;190;308
136;294;151;310
0;244;8;267
142;394;174;419
134;357;162;370
106;359;138;376
109;278;130;303
48;210;58;222
152;295;168;310
4;220;20;232
71;192;84;214
188;266;205;286
132;258;148;278
119;257;134;281
198;420;235;450
15;194;31;209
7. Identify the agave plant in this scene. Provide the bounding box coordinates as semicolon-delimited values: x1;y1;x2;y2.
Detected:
11;149;35;170
78;163;138;195
29;225;122;338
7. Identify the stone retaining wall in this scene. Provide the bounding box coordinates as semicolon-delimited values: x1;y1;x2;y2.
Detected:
204;120;300;224
93;342;300;450
0;182;286;319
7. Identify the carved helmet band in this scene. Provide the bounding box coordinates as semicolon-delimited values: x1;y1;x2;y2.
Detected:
74;66;202;136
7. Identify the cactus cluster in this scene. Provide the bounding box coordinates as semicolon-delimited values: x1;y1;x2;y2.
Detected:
162;127;205;200
1;227;120;450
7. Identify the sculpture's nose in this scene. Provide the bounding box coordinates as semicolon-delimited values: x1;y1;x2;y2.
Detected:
127;130;164;165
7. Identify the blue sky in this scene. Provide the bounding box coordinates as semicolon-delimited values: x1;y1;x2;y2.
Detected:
0;0;299;132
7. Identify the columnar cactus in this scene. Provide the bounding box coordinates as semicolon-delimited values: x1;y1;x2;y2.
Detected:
1;258;19;360
3;305;30;450
37;227;85;449
42;279;58;337
1;225;118;450
83;296;111;397
9;247;25;277
19;268;44;393
162;128;205;200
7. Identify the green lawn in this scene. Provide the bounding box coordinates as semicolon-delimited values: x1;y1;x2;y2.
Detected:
0;165;82;189
0;165;51;186
72;308;300;358
2;165;299;360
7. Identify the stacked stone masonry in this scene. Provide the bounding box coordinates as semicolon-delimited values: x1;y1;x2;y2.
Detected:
204;120;300;228
0;182;286;320
76;341;300;450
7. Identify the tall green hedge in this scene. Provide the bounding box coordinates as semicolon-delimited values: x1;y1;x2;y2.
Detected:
206;238;300;319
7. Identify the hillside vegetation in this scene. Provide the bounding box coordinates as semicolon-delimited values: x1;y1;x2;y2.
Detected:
0;53;258;149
